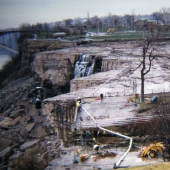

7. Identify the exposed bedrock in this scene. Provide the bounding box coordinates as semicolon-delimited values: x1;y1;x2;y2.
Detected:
32;46;127;93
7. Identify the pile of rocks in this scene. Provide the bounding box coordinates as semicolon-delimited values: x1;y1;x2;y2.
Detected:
0;75;63;169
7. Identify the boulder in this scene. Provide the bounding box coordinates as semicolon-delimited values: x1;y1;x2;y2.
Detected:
10;109;25;119
0;116;21;128
0;138;12;152
30;124;47;138
25;123;35;132
0;147;12;160
20;140;39;151
8;151;23;166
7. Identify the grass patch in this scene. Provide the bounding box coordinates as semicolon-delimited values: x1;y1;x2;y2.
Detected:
68;31;170;41
120;162;170;170
137;102;153;113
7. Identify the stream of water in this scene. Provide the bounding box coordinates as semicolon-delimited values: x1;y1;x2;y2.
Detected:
74;54;95;78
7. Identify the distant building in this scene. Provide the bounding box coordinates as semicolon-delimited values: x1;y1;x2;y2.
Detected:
134;18;163;31
53;32;66;38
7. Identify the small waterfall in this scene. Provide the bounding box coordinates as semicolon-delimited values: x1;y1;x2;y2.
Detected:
86;59;95;76
74;54;95;78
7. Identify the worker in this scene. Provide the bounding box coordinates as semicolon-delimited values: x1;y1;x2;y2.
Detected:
76;101;81;108
85;131;91;138
93;137;97;145
77;97;82;103
93;144;100;151
76;100;81;112
100;93;104;103
35;95;41;109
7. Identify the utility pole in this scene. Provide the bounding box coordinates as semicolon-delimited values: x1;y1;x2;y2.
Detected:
87;12;89;31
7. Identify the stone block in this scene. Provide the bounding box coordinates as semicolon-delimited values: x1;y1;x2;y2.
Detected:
20;140;39;151
10;109;25;118
30;124;47;138
26;123;35;132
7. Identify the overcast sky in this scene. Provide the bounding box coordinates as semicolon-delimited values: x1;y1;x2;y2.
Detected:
0;0;170;29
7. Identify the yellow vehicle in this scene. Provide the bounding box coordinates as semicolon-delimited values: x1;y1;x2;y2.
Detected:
107;28;116;33
139;142;165;158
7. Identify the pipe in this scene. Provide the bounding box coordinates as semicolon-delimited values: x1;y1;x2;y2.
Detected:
74;66;133;168
97;125;133;168
81;105;133;169
74;102;78;123
82;106;97;124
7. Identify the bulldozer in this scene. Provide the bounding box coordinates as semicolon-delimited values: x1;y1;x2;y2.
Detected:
139;142;165;158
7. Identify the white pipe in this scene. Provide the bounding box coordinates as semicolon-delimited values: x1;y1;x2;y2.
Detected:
81;105;133;168
97;125;133;168
74;105;78;123
82;106;97;124
74;66;133;168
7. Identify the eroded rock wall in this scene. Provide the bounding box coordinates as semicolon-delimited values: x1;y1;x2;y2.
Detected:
42;97;76;141
20;39;75;66
101;58;121;71
32;51;77;95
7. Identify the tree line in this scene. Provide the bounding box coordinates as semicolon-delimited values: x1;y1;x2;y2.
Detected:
19;7;170;35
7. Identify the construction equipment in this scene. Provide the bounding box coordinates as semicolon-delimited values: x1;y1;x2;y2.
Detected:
139;142;165;158
107;28;116;33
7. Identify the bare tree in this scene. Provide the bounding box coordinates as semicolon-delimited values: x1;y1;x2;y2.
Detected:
160;7;170;25
141;39;156;102
132;36;158;102
152;12;163;24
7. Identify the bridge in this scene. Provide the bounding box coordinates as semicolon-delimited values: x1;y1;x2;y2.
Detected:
0;29;20;55
0;28;62;35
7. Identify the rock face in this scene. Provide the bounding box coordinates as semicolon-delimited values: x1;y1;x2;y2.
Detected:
20;39;76;66
32;46;127;93
32;50;75;87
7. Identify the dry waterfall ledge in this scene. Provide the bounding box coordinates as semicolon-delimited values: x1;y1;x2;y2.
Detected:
1;40;170;169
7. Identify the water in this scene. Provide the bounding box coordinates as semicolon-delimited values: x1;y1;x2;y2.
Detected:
0;32;20;50
0;32;20;70
0;47;11;70
74;54;95;78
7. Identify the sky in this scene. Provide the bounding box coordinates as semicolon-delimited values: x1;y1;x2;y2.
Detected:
0;0;170;29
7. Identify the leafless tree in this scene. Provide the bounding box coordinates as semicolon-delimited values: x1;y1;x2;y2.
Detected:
152;12;164;23
132;35;159;102
160;7;170;25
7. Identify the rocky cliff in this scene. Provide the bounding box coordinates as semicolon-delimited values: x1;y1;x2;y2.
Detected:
1;38;162;169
